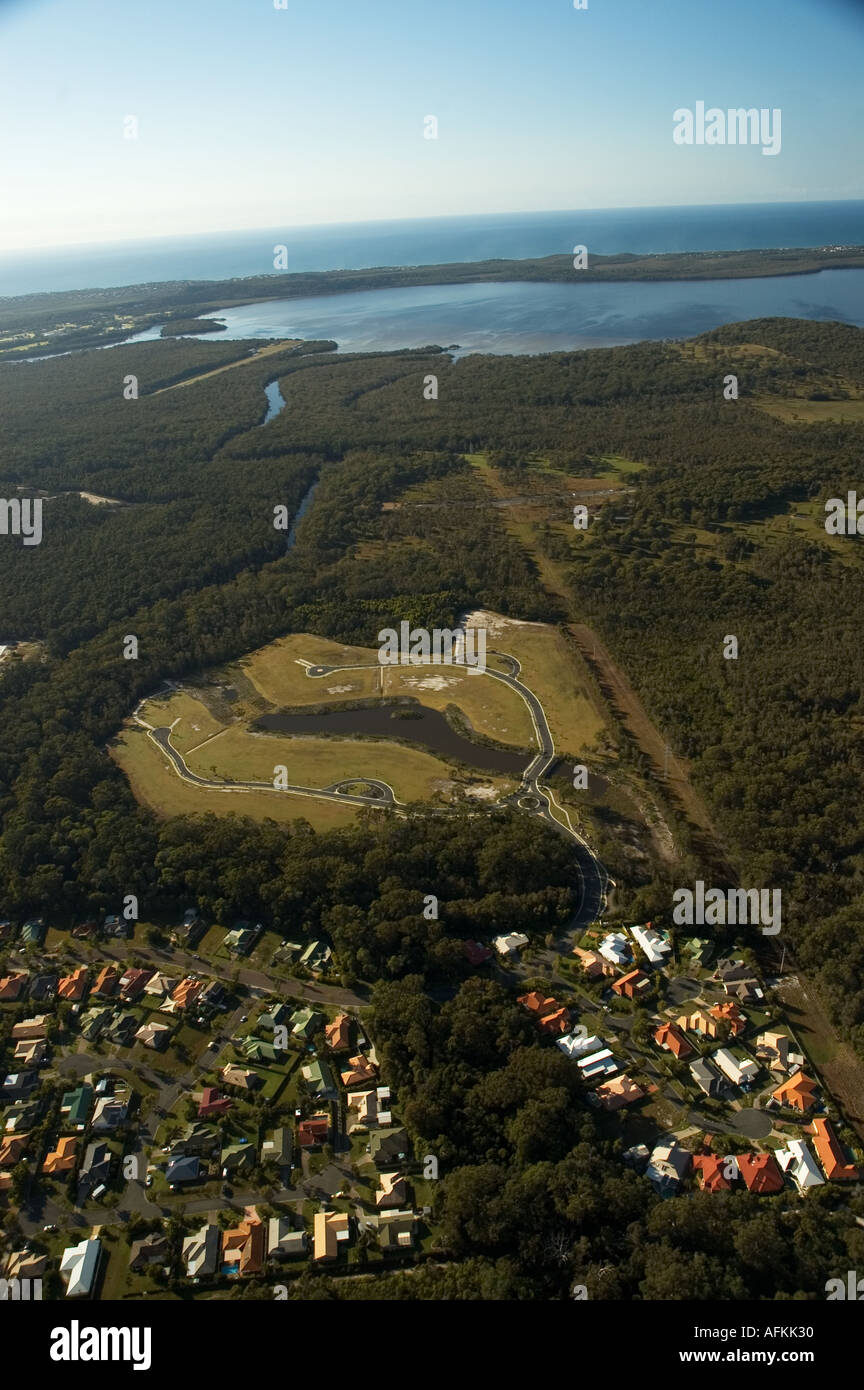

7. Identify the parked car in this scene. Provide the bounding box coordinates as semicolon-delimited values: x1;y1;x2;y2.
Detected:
43;1224;59;1233
145;1174;154;1188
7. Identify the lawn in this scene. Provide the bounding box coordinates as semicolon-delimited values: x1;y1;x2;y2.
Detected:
110;724;361;831
482;618;606;757
182;722;514;805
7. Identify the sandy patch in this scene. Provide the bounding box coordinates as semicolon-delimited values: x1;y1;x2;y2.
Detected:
402;674;460;692
326;684;357;694
463;783;500;800
463;608;547;638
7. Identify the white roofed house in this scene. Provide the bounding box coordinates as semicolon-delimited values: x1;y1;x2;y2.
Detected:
557;1031;601;1060
599;932;631;967
630;924;671;968
492;932;529;957
713;1048;758;1088
60;1237;102;1298
776;1139;825;1193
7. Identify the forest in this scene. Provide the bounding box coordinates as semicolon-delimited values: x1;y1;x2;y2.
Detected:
1;314;864;1295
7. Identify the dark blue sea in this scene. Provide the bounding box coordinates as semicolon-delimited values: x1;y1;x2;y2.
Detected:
1;201;863;298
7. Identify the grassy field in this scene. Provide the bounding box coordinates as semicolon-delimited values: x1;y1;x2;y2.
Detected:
231;632;382;707
381;663;533;747
183;722;513;804
751;396;864;425
110;725;362;831
142;690;226;754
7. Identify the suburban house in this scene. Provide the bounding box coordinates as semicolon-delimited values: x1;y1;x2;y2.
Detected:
78;1141;112;1198
291;1007;323;1040
518;990;571;1035
0;1133;30;1167
223;922;262;956
119;968;153;1001
809;1117;860;1181
11;1015;49;1041
104;1014;138;1047
771;1072;819;1112
169;977;202;1012
43;1135;78;1175
128;1233;170;1273
135;1021;172;1050
171;1123;219;1158
646;1142;691;1194
755;1031;804;1074
221;1142;256;1178
572;947;616;979
298;1113;330;1149
379;1217;416;1253
713;1048;758;1087
302;1058;338;1100
599;932;632;967
518;990;559;1015
262;1126;293;1168
0;975;28;1002
300;939;332;974
370;1127;409;1169
376;1171;410;1208
182;1223;220;1278
92;1094;131;1132
681;937;715;968
4;1250;47;1282
313;1210;350;1262
777;1139;825;1193
325;1012;352;1051
167;1155;203;1187
60;1237;101;1298
736;1151;784;1194
268;1217;307;1258
537;1007;571;1036
199;980;228;1013
144;972;175;1000
221;1217;266;1276
716;958;758;986
578;1048;619;1080
677;1008;720;1039
91;966;119;999
20;918;46;946
689;1058;723;1097
653;1022;693;1058
709;1000;747;1036
57;967;89;1002
463;940;492;967
60;1083;94;1130
340;1054;377;1087
594;1075;645;1110
198;1087;232;1119
557;1031;601;1060
492;932;529;957
244;1037;280;1065
347;1088;391;1131
693;1151;733;1192
220;1064;261;1092
258;1002;291;1033
612;969;651;1001
14;1038;48;1065
630;923;671;967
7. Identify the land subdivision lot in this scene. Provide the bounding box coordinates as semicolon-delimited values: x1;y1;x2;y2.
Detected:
233;633;382;707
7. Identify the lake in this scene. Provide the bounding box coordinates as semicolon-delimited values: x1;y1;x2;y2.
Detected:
256;704;529;776
189;268;864;355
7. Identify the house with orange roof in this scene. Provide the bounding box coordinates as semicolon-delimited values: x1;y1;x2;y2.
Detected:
518;990;559;1015
809;1117;860;1181
709;1000;747;1036
91;966;119;999
676;1009;720;1039
0;974;28;1002
298;1113;329;1148
0;1133;30;1167
10;1015;49;1040
537;1008;571;1036
594;1075;645;1110
313;1210;350;1262
325;1012;352;1051
42;1136;78;1175
171;977;203;1011
220;1217;266;1276
771;1072;818;1112
653;1021;693;1058
340;1054;377;1088
612;970;651;1001
693;1151;732;1192
57;967;88;1002
737;1150;784;1194
572;947;616;980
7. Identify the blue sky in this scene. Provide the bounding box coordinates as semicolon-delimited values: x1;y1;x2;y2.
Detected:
0;0;861;250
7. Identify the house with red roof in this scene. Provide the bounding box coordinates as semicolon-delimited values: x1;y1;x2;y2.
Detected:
197;1087;233;1120
693;1151;732;1192
737;1151;784;1194
612;970;651;1000
119;968;153;1000
709;1000;747;1037
297;1113;330;1149
57;968;89;1002
653;1021;693;1058
809;1117;860;1182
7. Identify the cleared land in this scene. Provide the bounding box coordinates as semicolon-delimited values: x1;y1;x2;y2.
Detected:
141;690;226;754
109;725;360;831
151;339;302;394
232;633;382;707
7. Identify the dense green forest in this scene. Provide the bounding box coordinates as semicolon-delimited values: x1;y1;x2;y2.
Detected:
2;315;864;1295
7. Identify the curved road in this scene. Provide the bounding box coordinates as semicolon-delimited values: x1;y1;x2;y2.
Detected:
139;649;608;927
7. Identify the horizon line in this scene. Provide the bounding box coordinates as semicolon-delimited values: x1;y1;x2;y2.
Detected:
2;195;863;259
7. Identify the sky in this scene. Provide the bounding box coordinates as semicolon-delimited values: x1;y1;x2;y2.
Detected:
0;0;862;251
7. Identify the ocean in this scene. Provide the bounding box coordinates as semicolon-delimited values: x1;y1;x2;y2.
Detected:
2;201;863;299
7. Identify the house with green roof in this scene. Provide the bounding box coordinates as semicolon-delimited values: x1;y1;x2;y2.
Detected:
243;1037;280;1064
20;918;46;946
258;1003;291;1032
291;1007;323;1040
301;1058;337;1100
60;1083;94;1131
